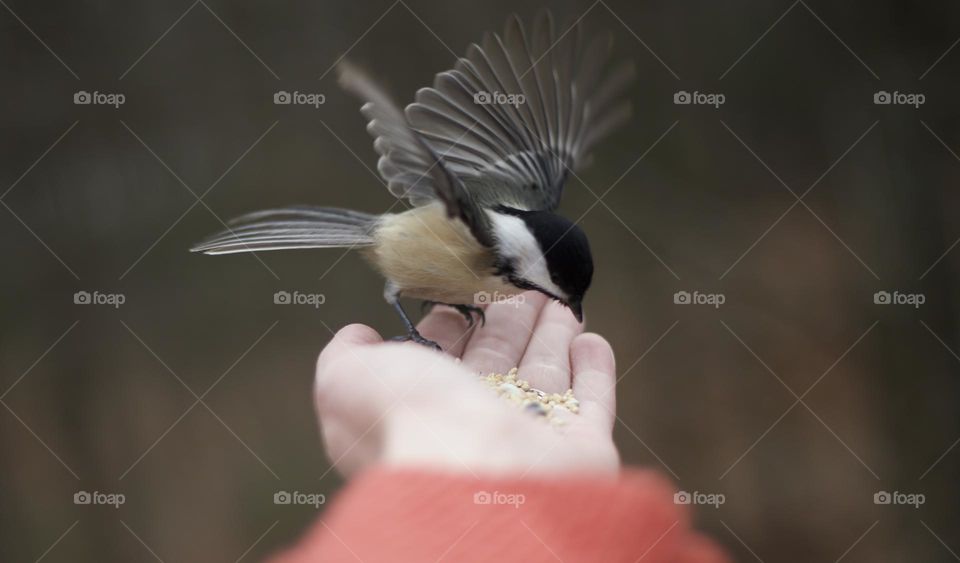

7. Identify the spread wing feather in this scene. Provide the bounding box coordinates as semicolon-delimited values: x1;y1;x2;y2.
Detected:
337;10;633;246
405;11;634;210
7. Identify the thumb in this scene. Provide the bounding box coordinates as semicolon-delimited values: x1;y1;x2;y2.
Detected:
318;323;382;364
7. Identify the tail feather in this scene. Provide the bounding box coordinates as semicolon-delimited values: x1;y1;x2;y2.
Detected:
191;206;378;255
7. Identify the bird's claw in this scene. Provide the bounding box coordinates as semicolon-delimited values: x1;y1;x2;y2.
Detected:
451;304;485;328
390;332;442;351
420;301;485;328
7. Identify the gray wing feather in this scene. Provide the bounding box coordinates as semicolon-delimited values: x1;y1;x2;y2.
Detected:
339;11;633;213
338;63;496;247
404;11;634;210
337;62;436;205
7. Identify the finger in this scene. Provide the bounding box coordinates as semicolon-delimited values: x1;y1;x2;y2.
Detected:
570;333;616;433
316;323;382;396
461;291;548;375
518;300;583;394
318;323;382;365
416;304;478;357
313;330;388;477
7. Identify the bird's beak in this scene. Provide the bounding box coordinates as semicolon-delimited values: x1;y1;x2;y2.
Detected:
564;299;583;323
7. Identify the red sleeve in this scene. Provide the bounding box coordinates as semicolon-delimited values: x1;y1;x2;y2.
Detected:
269;467;730;563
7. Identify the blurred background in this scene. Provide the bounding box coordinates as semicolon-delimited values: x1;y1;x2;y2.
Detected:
2;0;959;561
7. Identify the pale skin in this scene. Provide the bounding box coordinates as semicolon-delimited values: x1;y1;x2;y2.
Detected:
314;291;620;477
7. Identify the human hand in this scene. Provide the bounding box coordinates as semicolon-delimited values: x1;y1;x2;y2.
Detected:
314;292;620;477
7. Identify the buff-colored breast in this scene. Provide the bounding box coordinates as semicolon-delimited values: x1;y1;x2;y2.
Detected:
362;203;518;304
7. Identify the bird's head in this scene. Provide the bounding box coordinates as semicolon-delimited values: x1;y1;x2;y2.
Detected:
490;208;593;322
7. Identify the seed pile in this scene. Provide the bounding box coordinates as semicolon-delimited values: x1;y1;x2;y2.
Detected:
481;368;579;425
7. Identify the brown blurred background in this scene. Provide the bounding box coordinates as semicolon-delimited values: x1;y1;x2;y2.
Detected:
2;0;959;561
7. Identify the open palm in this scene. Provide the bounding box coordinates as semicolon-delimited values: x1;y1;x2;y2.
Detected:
314;292;620;477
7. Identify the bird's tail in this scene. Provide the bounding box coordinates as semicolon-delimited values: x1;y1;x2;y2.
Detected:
191;206;378;255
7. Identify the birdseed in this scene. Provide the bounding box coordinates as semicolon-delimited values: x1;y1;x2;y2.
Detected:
481;368;579;425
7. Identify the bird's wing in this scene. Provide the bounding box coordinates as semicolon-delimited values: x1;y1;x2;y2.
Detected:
337;61;439;206
407;11;634;211
336;11;631;241
338;61;496;246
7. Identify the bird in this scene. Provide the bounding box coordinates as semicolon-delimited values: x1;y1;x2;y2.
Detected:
191;11;634;349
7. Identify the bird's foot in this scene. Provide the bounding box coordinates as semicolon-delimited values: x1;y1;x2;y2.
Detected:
419;301;485;328
450;304;486;328
390;330;442;351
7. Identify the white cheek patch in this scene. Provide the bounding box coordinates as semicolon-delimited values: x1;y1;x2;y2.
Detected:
489;212;565;298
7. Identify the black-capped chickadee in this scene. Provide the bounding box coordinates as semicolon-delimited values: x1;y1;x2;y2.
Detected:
192;11;634;349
